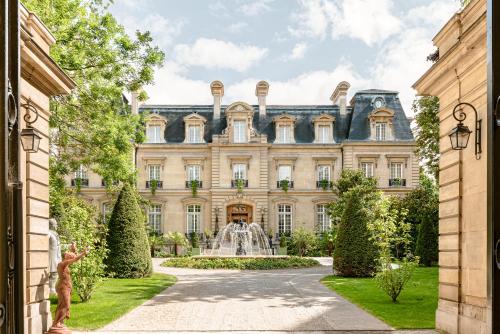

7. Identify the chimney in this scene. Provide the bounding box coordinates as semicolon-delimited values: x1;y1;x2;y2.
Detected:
330;81;351;114
210;80;224;120
255;80;269;119
131;91;139;115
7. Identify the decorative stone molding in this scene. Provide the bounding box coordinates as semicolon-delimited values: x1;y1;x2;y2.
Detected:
221;102;258;143
255;81;269;119
210;80;224;120
355;154;380;168
330;81;350;114
182;156;207;170
271;196;298;204
312;113;336;143
228;154;252;170
311;196;335;204
145;114;167;143
369;107;395;140
273;113;296;143
385;154;410;168
142;156;167;170
181;196;208;205
272;156;298;170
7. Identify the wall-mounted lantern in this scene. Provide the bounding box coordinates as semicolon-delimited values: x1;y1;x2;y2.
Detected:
448;102;482;159
20;100;41;153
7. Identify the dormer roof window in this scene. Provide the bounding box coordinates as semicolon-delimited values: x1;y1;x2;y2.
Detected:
369;107;394;141
145;114;167;143
273;114;296;144
183;113;207;143
222;102;257;144
312;113;336;144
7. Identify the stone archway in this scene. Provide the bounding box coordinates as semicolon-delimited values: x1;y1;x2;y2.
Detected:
226;204;253;224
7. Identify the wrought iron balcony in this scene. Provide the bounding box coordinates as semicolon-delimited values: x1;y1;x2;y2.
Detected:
277;180;294;189
231;179;248;188
71;178;89;187
389;178;406;187
101;179;119;187
185;180;203;188
146;180;163;189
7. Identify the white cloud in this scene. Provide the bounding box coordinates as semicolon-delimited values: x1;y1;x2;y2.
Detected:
288;0;329;39
228;22;249;33
209;1;230;18
283;42;308;61
238;0;274;16
289;0;400;46
174;38;268;72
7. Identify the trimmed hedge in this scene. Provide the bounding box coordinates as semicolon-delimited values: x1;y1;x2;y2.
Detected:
333;186;378;277
415;217;438;266
106;183;152;278
162;256;320;270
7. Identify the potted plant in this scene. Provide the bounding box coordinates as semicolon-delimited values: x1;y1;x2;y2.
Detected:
319;178;331;191
280;179;289;193
278;234;288;255
150;179;159;195
74;177;82;193
190;179;199;197
236;178;244;193
189;231;200;255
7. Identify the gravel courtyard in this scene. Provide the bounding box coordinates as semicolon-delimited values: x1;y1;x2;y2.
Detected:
86;258;435;334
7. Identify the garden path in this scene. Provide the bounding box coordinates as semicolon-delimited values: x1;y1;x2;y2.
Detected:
87;258;435;334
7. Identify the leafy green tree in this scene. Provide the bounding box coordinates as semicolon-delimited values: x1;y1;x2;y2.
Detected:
288;227;318;257
148;233;166;257
106;184;152;278
56;196;108;302
412;96;440;181
415;216;438;266
165;232;189;256
23;0;165;212
402;173;439;255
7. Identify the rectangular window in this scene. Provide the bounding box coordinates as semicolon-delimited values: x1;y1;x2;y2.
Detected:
148;165;161;181
102;203;113;224
390;162;403;179
74;165;87;179
233;163;247;180
318;125;331;143
277;125;292;143
233;120;247;143
278;204;292;235
361;162;374;178
317;165;331;181
187;204;201;234
316;204;332;233
278;165;292;181
375;122;387;141
148;204;162;233
188;125;202;143
187;165;201;181
147;125;162;143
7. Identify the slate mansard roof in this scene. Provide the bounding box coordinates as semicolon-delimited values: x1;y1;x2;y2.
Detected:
139;90;414;144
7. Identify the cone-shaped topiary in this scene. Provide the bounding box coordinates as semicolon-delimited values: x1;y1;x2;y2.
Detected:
415;217;438;266
333;186;378;277
106;183;152;278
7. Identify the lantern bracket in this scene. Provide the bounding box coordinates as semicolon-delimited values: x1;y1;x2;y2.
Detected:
21;99;39;127
452;102;482;160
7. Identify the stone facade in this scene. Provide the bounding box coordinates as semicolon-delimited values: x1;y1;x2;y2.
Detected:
413;0;490;333
19;6;75;333
71;81;417;238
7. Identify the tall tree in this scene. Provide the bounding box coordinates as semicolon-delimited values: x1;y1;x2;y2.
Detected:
412;96;440;181
23;0;165;211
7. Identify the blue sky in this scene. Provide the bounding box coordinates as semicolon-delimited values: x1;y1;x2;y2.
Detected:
110;0;461;115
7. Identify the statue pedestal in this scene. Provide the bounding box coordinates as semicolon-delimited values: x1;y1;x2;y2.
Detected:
45;325;71;334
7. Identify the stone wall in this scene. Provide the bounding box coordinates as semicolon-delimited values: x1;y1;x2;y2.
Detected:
413;0;490;332
19;6;74;333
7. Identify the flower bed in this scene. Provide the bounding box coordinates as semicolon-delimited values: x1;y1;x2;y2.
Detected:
162;256;320;270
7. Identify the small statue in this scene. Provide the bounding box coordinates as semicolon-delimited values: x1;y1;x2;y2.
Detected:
46;242;89;334
48;218;62;294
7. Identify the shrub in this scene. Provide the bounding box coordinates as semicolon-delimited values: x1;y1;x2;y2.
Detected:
189;231;200;248
56;196;108;302
165;231;189;256
148;233;166;257
375;259;419;303
288;227;318;257
106;183;152;278
333;185;379;277
162;256;320;270
318;229;336;256
415;217;438;266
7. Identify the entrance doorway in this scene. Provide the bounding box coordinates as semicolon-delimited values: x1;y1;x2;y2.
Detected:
226;204;253;224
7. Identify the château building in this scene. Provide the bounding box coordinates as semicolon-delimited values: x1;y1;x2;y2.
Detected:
69;81;418;236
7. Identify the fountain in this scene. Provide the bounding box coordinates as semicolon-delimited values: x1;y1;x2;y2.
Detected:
210;220;272;256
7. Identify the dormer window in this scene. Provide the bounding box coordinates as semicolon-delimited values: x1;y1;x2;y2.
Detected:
375;122;387;141
312;113;336;144
188;125;202;143
146;125;162;143
233;120;247;143
273;114;296;144
145;114;167;143
369;107;394;141
183;113;207;144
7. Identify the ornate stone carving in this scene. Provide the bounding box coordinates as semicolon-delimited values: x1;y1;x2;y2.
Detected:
48;218;62;295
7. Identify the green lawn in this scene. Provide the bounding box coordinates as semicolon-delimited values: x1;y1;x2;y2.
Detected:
50;273;176;330
321;267;438;329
